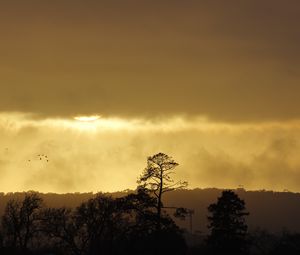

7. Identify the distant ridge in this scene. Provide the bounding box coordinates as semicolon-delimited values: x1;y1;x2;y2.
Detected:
0;188;300;234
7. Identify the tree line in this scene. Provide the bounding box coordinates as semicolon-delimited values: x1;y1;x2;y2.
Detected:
0;153;299;255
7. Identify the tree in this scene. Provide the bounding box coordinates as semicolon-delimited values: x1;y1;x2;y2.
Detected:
2;192;43;253
75;194;129;255
138;153;188;232
40;207;82;255
207;190;249;255
41;194;131;255
122;188;187;255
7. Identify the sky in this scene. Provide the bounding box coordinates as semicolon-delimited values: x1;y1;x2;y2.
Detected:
1;0;300;193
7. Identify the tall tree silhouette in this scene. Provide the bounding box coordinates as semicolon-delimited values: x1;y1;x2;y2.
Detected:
207;190;249;255
122;187;187;255
138;153;188;232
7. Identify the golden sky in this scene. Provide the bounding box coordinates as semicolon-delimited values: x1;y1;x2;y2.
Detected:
1;0;300;192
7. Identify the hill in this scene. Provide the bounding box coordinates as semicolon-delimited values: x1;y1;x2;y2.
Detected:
0;188;299;234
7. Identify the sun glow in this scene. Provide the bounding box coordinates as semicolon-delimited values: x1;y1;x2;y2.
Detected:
74;115;101;122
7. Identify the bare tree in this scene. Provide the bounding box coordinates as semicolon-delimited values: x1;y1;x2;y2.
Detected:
75;195;127;254
2;192;43;252
138;153;188;232
41;207;83;255
41;195;130;255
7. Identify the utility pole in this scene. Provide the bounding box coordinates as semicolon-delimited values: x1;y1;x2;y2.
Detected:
187;209;195;233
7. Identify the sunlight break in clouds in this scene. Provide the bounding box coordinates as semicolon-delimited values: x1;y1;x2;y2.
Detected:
1;112;300;193
74;115;101;122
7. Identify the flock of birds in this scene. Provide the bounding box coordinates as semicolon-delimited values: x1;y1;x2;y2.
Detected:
3;148;50;164
28;154;49;163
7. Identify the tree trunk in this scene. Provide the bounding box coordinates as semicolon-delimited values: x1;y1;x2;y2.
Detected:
157;165;163;233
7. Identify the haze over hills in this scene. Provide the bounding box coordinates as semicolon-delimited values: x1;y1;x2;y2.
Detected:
1;188;299;234
164;188;300;234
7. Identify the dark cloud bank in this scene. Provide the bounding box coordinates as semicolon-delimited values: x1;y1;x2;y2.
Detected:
0;0;300;121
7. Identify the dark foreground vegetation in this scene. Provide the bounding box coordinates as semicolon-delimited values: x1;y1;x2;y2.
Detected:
0;153;299;255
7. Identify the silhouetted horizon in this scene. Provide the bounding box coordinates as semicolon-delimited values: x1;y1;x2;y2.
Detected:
0;187;300;234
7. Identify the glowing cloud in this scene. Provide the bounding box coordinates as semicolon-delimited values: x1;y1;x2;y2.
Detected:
74;115;101;122
1;112;300;193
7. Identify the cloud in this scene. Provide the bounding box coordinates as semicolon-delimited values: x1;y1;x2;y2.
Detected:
1;113;300;192
0;0;300;121
187;136;300;191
